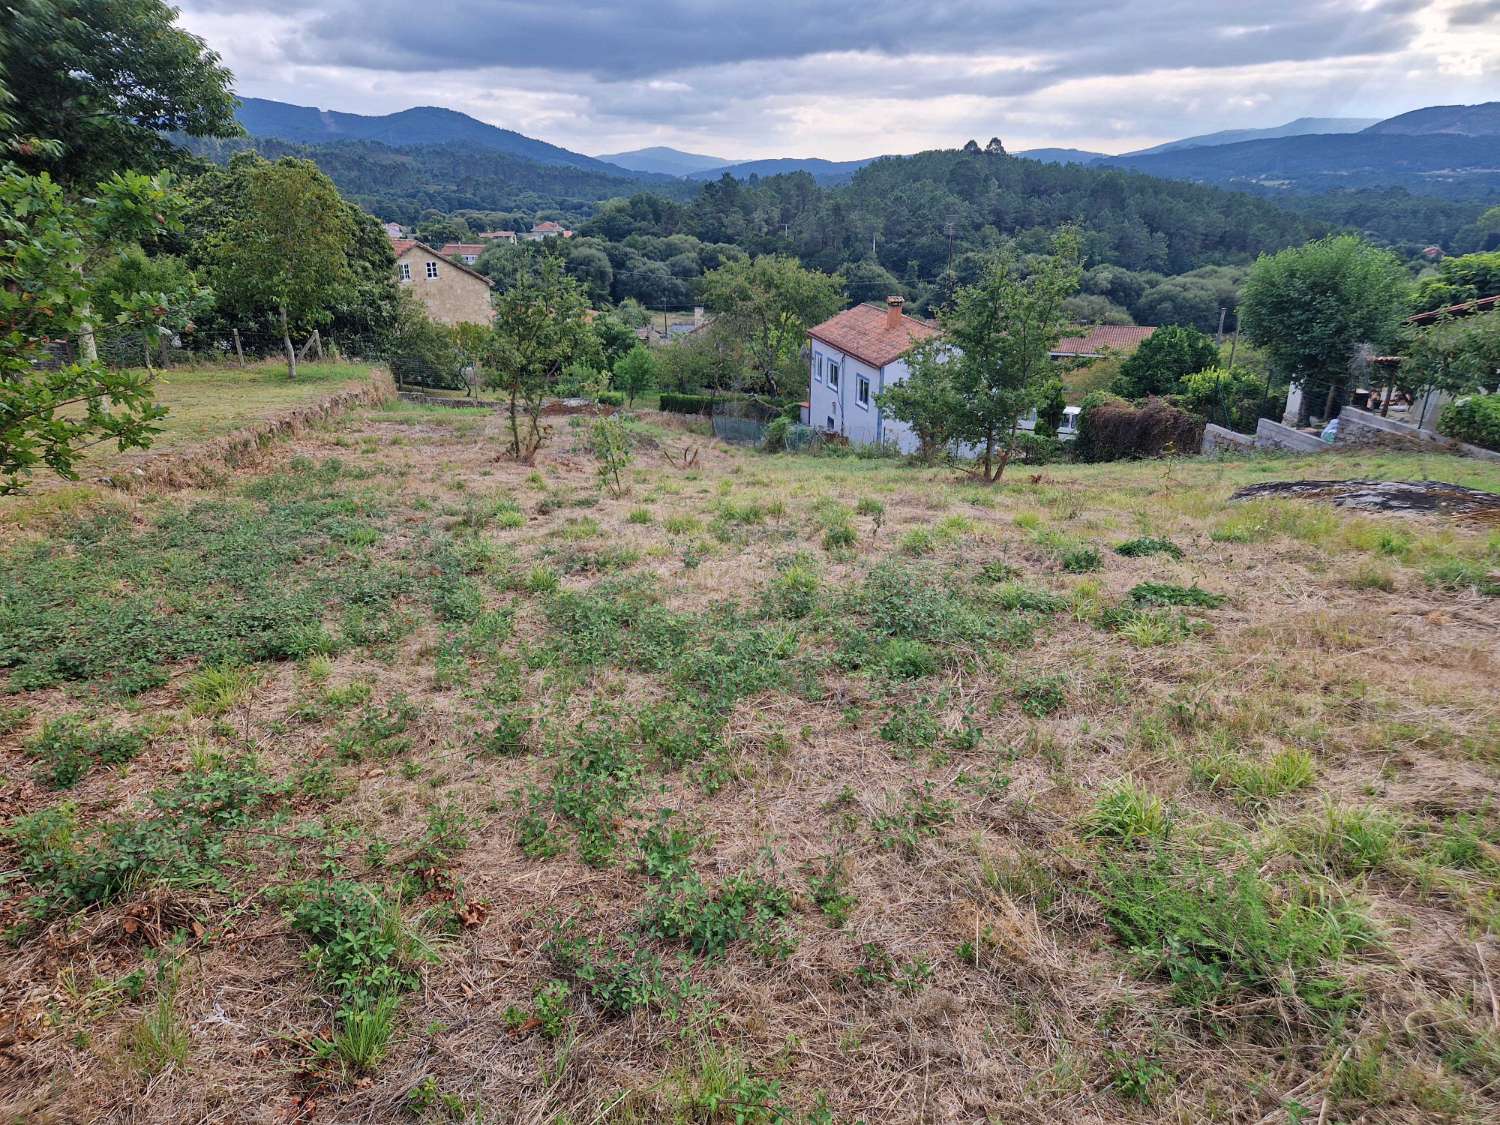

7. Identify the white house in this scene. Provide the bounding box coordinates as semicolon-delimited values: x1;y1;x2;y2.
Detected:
807;297;939;454
808;299;1127;452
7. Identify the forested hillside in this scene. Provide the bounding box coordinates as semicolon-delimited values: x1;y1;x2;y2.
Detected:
182;136;693;220
588;148;1313;279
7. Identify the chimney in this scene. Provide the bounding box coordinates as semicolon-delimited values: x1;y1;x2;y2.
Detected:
886;295;905;330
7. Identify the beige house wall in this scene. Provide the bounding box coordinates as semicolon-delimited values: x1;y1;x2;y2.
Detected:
397;246;493;326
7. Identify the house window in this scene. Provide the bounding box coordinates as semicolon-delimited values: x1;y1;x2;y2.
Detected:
827;362;840;390
826;415;835;431
813;355;823;383
398;262;411;281
462;255;477;264
425;261;439;279
856;374;870;408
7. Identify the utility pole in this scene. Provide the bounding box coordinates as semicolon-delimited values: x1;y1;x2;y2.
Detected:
1216;306;1227;347
944;221;957;274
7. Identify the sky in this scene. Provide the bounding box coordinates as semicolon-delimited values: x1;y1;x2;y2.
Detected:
175;1;1500;161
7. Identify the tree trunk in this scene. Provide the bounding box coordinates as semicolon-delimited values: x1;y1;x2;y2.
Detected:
280;304;297;381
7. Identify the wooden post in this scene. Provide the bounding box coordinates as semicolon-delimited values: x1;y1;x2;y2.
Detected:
297;332;316;362
232;328;245;368
313;329;324;361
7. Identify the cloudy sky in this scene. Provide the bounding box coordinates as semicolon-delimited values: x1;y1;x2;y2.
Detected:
176;1;1500;160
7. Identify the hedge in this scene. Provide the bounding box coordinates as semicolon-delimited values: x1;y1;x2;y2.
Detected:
659;393;715;415
1438;394;1500;452
1076;395;1204;462
598;391;626;407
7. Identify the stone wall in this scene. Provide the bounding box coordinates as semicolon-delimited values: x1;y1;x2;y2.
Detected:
1202;422;1256;455
1336;407;1500;462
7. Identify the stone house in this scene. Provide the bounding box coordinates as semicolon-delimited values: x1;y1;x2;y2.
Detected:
390;239;494;326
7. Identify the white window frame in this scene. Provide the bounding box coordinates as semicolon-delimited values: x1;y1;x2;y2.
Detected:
813;354;823;383
827;361;840;391
855;373;871;409
462;255;477;264
398;262;411;281
425;260;440;279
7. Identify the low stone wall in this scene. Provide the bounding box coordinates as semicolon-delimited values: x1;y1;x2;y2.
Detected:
1201;422;1256;455
1334;407;1500;462
102;369;397;491
1255;417;1329;453
398;391;500;409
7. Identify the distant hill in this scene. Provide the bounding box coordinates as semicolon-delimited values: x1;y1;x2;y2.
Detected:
1363;102;1500;136
1106;132;1500;200
596;146;732;176
689;156;882;184
235;97;633;175
182;134;694;222
1015;147;1108;165
1124;116;1377;157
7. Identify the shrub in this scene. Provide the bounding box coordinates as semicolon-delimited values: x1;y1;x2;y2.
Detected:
597;390;626;407
1438;394;1500;452
25;717;146;789
1059;545;1101;573
1076;396;1204;463
1129;582;1226;608
658;392;714;415
1115;537;1183;559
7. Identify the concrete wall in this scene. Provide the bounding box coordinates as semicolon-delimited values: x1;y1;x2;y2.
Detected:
397;246;493;326
1255;417;1330;453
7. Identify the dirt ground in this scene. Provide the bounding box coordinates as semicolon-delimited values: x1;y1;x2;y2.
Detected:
1;401;1498;1124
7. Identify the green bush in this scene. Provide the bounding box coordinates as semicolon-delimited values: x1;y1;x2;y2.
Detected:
1438;394;1500;452
597;390;626;407
658;393;714;415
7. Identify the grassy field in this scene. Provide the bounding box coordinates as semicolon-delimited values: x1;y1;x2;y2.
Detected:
74;361;378;470
1;403;1498;1123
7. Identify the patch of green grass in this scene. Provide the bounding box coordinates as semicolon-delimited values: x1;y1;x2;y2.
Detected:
1424;557;1498;597
990;582;1066;614
1296;805;1401;876
183;663;259;715
1013;672;1067;717
1095;848;1372;1023
1192;747;1316;807
872;783;957;856
1059;545;1102;573
128;955;190;1078
1083;780;1171;844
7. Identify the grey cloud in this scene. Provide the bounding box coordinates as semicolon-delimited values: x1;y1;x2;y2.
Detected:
1448;0;1500;26
185;1;1419;84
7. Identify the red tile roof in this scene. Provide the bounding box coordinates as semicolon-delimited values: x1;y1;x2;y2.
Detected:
438;243;486;258
389;238;417;256
1407;293;1500;326
807;303;938;369
1051;324;1156;356
389;239;494;287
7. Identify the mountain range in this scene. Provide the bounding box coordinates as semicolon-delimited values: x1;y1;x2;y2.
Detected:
230;97;1500;201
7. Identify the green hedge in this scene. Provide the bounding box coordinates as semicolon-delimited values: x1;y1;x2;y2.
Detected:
659;393;714;415
598;391;626;407
1439;394;1500;452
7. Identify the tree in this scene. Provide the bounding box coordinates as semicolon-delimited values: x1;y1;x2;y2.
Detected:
612;345;657;405
874;345;962;463
844;259;904;305
1179;366;1274;432
1112;325;1220;398
700;255;843;396
882;230;1082;482
1239;235;1409;425
211;159;354;379
1;166;187;492
487;256;600;462
1400;311;1500;397
4;0;238;183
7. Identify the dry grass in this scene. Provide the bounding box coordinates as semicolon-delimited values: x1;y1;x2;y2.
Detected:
1;406;1498;1124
